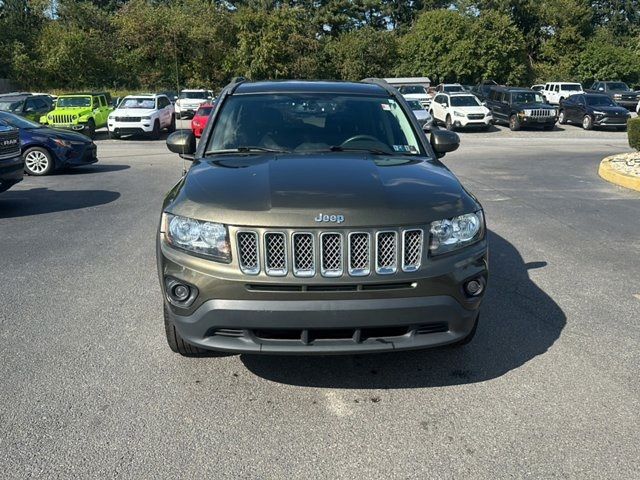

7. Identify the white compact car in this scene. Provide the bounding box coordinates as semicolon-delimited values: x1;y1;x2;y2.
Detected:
397;85;432;108
405;99;434;130
108;94;175;139
430;92;493;130
541;82;584;105
175;89;213;119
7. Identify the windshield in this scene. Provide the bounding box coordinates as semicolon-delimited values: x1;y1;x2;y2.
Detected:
0;111;41;129
57;96;91;108
196;105;213;116
561;84;582;91
207;93;423;155
400;86;427;95
406;100;424;110
513;92;544;104
0;100;24;112
444;85;464;93
180;91;209;99
450;95;481;107
607;82;629;91
586;96;616;107
121;97;156;109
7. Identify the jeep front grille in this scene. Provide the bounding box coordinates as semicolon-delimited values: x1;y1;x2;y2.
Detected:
114;116;142;122
236;228;424;278
265;232;287;276
292;233;315;277
50;114;75;124
321;233;343;277
348;233;370;276
376;231;397;274
237;231;259;275
525;109;554;117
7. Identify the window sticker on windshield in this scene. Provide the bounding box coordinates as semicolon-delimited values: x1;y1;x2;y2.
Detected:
381;103;391;111
393;145;418;153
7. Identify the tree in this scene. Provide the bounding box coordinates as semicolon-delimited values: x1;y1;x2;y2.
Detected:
326;27;398;80
576;29;640;85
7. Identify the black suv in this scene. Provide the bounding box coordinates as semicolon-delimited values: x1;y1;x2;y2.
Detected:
559;93;630;130
486;87;557;131
0;92;54;123
159;79;487;356
0;121;23;193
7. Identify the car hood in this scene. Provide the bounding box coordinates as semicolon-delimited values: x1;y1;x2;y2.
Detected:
452;105;488;114
49;107;93;116
412;110;432;121
24;126;92;143
403;94;430;101
113;108;156;117
513;103;554;110
165;153;479;228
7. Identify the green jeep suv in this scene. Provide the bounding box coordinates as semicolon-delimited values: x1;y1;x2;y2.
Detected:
40;93;112;138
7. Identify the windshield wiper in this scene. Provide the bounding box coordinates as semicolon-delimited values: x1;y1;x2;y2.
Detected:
328;146;392;155
205;147;288;155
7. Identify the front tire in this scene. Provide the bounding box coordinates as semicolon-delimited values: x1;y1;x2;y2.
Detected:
445;115;455;131
582;114;593;130
164;304;209;356
23;147;54;176
558;110;566;124
85;119;96;139
509;114;521;131
150;120;160;140
168;114;176;133
109;131;120;139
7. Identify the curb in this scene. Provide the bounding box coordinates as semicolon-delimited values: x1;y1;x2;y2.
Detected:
598;156;640;193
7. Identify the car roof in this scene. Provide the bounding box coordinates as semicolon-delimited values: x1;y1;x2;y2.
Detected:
124;93;165;98
491;86;534;93
0;92;32;100
234;80;388;96
444;92;476;96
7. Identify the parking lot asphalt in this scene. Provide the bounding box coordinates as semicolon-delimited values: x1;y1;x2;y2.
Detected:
1;123;639;479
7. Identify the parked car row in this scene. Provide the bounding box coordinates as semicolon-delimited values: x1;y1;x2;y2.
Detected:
397;80;634;132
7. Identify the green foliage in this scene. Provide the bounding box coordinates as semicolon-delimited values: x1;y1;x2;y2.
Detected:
327;27;398;81
3;0;640;91
397;9;527;84
628;118;640;151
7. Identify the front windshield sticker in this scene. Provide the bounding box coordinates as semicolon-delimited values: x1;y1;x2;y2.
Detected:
381;103;391;111
393;145;418;153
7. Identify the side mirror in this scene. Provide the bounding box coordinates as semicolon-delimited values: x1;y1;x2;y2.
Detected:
430;129;459;158
25;107;35;113
167;130;196;160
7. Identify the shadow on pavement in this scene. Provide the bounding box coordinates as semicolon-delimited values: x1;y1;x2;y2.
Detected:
0;188;120;218
241;231;565;388
63;164;130;175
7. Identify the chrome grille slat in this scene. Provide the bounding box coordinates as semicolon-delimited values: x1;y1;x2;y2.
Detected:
321;232;343;277
292;233;315;277
348;232;370;276
376;231;397;274
236;227;423;278
402;229;423;272
237;231;259;275
265;232;287;276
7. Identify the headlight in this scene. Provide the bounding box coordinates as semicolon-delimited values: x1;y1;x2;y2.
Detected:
453;110;465;117
141;116;151;120
47;114;53;120
429;211;484;256
593;110;605;115
164;214;231;262
73;115;78;120
193;120;201;127
53;138;71;148
614;94;622;99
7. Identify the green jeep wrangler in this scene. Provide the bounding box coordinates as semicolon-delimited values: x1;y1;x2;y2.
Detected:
40;92;112;138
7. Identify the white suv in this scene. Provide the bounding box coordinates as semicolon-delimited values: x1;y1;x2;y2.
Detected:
430;92;493;131
175;89;213;119
397;85;432;108
541;82;584;105
108;94;175;139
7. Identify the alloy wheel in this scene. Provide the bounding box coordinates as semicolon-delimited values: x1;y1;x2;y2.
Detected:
25;150;50;174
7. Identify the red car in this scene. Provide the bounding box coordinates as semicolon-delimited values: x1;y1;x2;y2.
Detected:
190;103;214;138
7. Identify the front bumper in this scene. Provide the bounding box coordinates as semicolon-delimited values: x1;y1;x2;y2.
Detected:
520;116;557;127
594;116;629;127
0;155;24;192
108;121;155;135
614;99;638;110
454;116;492;128
159;238;488;354
57;143;98;167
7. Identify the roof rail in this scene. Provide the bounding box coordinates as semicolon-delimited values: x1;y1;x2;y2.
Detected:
361;77;398;95
227;76;248;94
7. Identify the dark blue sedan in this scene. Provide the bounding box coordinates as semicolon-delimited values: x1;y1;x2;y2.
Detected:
0;111;98;175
